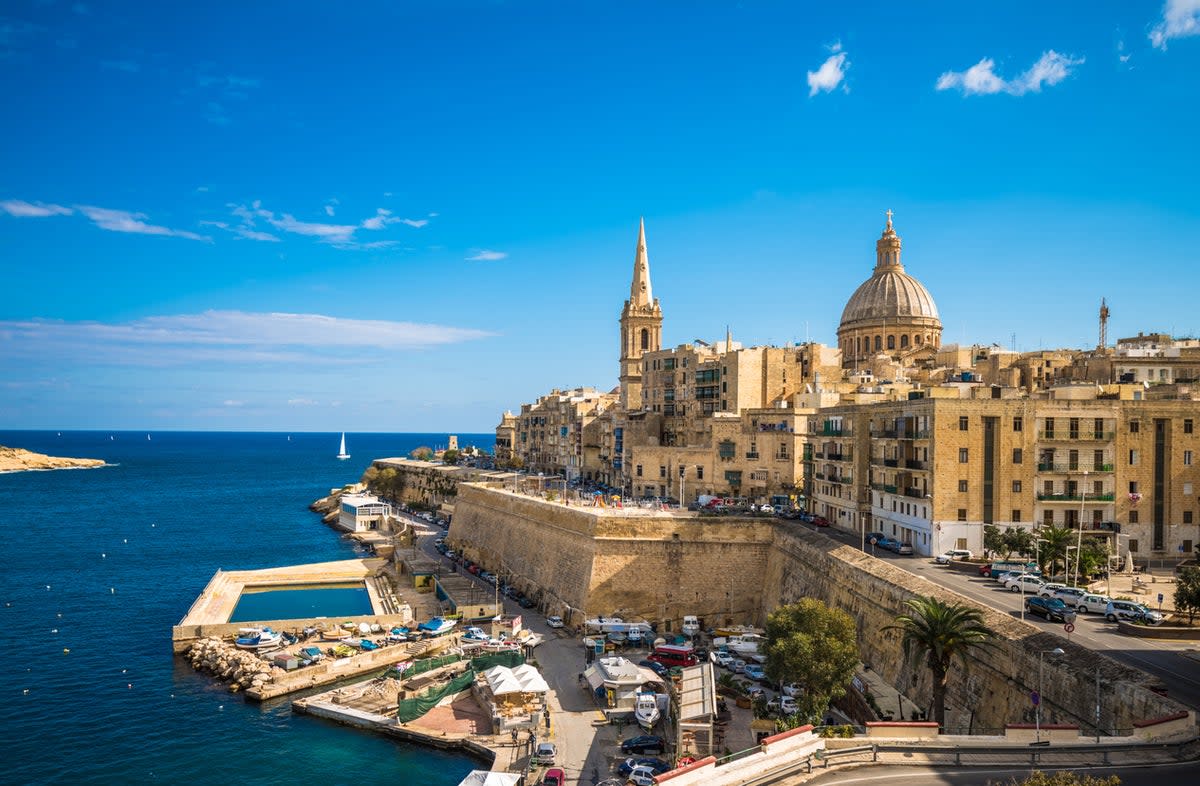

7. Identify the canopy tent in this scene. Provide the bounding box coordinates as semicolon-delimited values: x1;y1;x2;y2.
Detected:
457;772;522;786
482;665;525;696
511;663;549;693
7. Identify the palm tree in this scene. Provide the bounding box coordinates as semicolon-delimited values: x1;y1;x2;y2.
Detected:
885;596;994;730
1037;525;1074;576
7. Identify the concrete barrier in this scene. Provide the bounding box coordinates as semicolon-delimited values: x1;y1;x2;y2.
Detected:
1117;621;1200;640
653;726;824;786
1132;711;1195;741
1005;724;1080;744
865;721;940;739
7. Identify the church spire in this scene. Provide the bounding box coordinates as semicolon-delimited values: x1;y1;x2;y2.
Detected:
875;209;903;272
629;217;653;307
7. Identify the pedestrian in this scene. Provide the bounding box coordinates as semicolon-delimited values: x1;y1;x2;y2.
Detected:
511;729;518;746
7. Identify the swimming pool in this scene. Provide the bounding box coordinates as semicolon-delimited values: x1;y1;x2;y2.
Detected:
228;582;374;622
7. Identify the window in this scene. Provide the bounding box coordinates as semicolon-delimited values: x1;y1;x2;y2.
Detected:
959;416;969;431
959;448;969;463
958;480;968;492
1185;511;1194;524
1043;510;1054;526
1013;416;1023;432
1094;418;1105;438
659;465;666;478
887;335;896;350
1130;511;1139;524
1129;449;1138;465
1044;418;1055;438
1130;420;1140;433
1186;450;1193;466
1012;510;1022;522
1129;538;1139;552
957;508;967;521
1012;448;1023;464
1186;419;1194;435
636;464;643;477
1013;480;1023;493
1130;481;1139;494
1185;482;1193;495
696;466;703;480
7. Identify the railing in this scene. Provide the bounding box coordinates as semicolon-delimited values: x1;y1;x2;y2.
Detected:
903;488;926;499
876;429;898;438
903;430;930;439
822;426;844;436
814;451;825;459
871;483;898;494
745;452;759;460
826;452;846;461
1037;463;1116;473
883;458;899;467
814;472;826;480
1036;493;1116;501
1039;431;1116;441
904;459;926;470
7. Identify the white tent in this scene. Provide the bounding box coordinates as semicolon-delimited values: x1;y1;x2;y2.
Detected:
457;771;522;786
511;663;549;693
482;665;524;696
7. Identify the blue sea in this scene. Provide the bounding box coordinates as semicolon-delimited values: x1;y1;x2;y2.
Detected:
0;431;492;786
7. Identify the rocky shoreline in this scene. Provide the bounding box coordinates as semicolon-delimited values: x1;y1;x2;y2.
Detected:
0;446;106;473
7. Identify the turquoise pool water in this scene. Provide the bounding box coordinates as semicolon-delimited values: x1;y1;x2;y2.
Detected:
229;582;374;622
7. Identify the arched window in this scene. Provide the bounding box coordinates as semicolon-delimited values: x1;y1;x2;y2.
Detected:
887;335;895;350
874;335;882;351
641;328;649;351
900;335;909;349
856;337;862;355
915;334;923;345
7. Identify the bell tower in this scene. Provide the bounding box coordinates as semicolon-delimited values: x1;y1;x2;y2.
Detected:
619;218;662;410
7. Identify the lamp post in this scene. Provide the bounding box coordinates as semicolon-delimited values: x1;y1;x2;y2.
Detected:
925;493;936;556
1074;471;1088;586
1037;647;1066;743
679;465;686;508
860;510;866;551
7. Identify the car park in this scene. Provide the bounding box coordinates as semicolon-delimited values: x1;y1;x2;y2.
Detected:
935;549;973;564
532;742;557;765
1105;600;1165;625
1004;574;1047;593
1024;596;1077;623
1074;593;1113;614
546;615;564;628
621;735;666;755
542;768;565;786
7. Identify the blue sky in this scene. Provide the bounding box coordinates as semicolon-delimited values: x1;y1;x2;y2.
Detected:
2;1;1198;432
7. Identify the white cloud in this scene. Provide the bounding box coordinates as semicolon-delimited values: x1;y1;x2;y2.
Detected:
223;400;244;407
400;218;428;228
76;205;209;241
0;311;495;367
466;249;507;262
1151;0;1200;48
287;398;318;406
936;50;1084;96
1;199;73;217
324;205;335;216
807;51;849;96
225;202;427;248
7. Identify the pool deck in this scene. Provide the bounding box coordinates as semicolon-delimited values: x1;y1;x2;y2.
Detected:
172;558;408;653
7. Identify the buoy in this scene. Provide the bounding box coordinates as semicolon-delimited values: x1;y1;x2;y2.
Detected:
123;539;127;544
102;553;106;558
45;585;51;591
152;524;156;527
218;705;224;710
110;588;115;594
57;613;61;617
127;683;132;689
63;648;70;654
23;689;29;695
122;669;127;673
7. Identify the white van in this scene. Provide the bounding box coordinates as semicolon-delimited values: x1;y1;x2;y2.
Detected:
935;549;973;564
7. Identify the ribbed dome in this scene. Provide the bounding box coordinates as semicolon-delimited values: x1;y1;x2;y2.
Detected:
840;270;940;325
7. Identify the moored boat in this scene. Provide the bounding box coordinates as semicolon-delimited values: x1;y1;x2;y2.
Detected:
416;617;457;635
234;627;282;650
635;690;661;730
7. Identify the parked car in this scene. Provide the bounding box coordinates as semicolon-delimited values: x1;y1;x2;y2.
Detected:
617;757;671;777
1074;593;1113;614
532;742;557;765
1037;583;1069;598
627;766;657;786
746;685;766;700
778;695;798;715
621;735;666;755
731;659;747;673
1052;587;1088;605
518;596;536;609
781;682;801;697
811;516;831;527
935;549;973;564
743;664;766;681
993;570;1021;585
866;531;887;545
1024;596;1078;623
639;659;670;677
978;562;994;576
546;615;564;628
1105;600;1165;625
1004;574;1047;593
896;543;914;555
710;650;733;667
542;768;566;786
877;537;900;552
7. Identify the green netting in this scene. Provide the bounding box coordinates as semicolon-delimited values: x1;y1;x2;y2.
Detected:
405;653;462;678
396;670;475;723
470;651;525;671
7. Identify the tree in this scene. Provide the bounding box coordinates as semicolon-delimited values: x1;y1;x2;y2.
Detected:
763;599;860;725
410;446;434;461
1036;526;1075;576
984;525;1005;558
442;449;460;465
1002;527;1034;560
1175;566;1200;624
885;596;994;731
988;772;1119;786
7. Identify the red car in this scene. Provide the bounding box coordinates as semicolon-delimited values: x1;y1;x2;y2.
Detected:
542;768;565;786
811;516;831;527
978;563;993;576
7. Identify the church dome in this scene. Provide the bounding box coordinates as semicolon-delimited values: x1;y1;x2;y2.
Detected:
838;212;940;328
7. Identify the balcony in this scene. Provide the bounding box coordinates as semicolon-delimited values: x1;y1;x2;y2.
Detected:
1036;493;1116;502
871;483;899;494
826;452;846;461
1038;431;1116;441
883;458;899;468
902;430;930;440
903;488;927;499
814;472;826;480
904;459;927;470
1037;463;1116;473
745;452;760;460
876;429;899;438
821;426;844;436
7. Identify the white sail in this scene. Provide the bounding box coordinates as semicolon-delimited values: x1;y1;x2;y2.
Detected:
337;432;350;459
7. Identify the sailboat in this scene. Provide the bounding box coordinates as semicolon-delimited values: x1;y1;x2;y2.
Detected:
336;432;350;460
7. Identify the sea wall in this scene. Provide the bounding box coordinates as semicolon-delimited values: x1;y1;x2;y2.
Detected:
762;527;1188;735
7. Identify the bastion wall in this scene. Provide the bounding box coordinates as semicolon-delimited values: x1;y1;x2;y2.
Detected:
450;484;1188;732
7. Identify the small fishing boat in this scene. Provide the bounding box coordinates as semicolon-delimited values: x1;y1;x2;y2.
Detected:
359;639;379;652
299;646;323;663
320;627;353;641
416;617;457;635
235;627;282;650
635;691;661;730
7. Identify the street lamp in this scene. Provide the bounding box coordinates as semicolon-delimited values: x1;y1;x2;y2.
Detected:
1037;647;1066;743
679;465;686;508
925;493;936;556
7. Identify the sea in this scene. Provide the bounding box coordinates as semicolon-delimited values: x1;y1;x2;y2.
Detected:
0;430;492;786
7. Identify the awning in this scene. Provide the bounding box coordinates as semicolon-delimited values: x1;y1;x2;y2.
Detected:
482;665;524;695
457;772;522;786
584;665;606;690
511;663;550;693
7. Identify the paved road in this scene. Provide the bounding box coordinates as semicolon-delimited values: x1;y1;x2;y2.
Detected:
800;760;1200;785
807;522;1200;713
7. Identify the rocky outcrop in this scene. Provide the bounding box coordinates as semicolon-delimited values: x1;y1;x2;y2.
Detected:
186;637;280;693
0;446;105;473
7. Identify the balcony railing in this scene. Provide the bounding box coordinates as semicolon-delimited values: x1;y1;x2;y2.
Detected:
1037;463;1116;473
876;429;898;438
1036;493;1116;502
1038;431;1116;441
814;472;826;480
826;452;846;461
871;483;899;494
902;430;930;439
821;426;844;436
904;459;927;470
883;458;899;467
903;488;927;499
745;452;760;460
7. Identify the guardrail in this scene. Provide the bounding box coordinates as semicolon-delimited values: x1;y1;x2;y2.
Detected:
866;738;1198;768
817;744;878;767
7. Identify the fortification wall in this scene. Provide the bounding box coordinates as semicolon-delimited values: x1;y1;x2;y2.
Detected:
763;527;1186;734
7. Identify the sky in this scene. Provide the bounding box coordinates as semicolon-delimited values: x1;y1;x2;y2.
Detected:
1;1;1198;432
